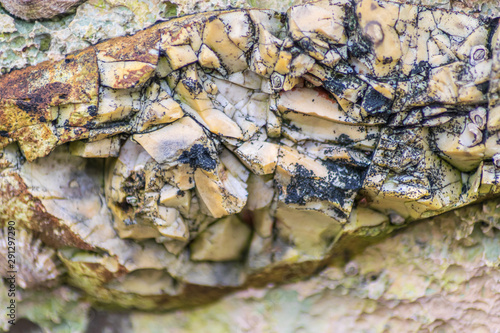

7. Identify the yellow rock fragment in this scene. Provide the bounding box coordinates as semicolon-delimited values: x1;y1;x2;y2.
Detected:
457;84;485;104
13;123;58;161
277;145;328;179
356;0;401;76
98;61;155;89
249;28;281;77
155;207;189;241
194;164;247;218
219;11;254;52
456;26;488;61
277;88;360;124
197;44;221;69
55;103;98;127
487;106;500;131
427;62;462;104
359;75;394;100
159;184;191;214
282;75;301;91
156;57;173;78
198;109;244;139
425;123;478;175
275;204;342;257
164;44;198;70
289;54;315;78
69;137;121;158
0;100;54;132
56;127;90;145
134;98;184;132
274;50;292;75
235;141;279;175
347;207;388;229
96;88;140;124
288;1;346;44
190;215;251;261
266;108;281;138
202;16;248;73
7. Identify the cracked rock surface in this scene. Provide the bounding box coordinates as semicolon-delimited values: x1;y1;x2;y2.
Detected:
0;0;500;331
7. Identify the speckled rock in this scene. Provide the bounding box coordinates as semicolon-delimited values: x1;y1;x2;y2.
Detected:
0;0;500;331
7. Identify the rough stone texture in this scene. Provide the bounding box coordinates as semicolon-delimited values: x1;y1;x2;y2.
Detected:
126;206;500;332
1;0;500;332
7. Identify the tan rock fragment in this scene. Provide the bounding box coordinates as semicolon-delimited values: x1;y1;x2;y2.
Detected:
133;117;208;164
281;111;379;150
13;123;58;161
431;116;485;172
133;84;184;132
159;184;191;215
356;0;402;76
95;28;160;64
190;216;251;261
194;162;248;219
155;207;189;241
99;61;156;89
275;204;342;258
202;15;248;73
235;141;279;175
249;10;282;77
219;11;255;52
277;88;361;124
289;54;315;78
197;44;221;69
164;44;198;70
175;66;244;139
433;10;480;38
96;87;141;124
159;15;205;51
69;137;121;158
288;1;346;44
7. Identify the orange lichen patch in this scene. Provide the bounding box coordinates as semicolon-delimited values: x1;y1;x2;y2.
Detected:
0;47;99;137
94;28;161;65
12;123;58;161
0;172;94;250
0;99;53;132
0;47;98;104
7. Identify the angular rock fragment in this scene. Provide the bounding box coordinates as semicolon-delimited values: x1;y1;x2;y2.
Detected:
190;215;251;261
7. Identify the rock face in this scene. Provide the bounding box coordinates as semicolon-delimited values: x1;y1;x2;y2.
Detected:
0;0;500;313
0;0;86;20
